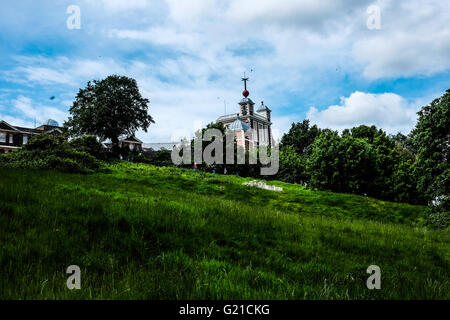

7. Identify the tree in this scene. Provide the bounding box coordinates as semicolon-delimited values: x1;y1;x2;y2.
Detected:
281;120;321;155
307;130;378;195
277;145;307;184
411;89;450;213
390;132;416;156
342;125;421;203
342;124;379;144
189;122;227;170
65;75;154;156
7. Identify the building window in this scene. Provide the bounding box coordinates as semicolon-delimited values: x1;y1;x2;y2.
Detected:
23;135;28;145
129;143;134;150
9;135;13;144
0;132;5;143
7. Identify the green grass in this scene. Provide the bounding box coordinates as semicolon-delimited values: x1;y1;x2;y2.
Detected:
0;162;448;299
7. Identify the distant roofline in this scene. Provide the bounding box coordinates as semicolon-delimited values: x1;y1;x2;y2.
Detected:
143;142;179;145
143;142;178;151
216;113;271;125
1;120;43;134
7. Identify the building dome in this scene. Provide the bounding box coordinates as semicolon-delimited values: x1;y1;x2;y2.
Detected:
229;116;250;131
46;119;59;127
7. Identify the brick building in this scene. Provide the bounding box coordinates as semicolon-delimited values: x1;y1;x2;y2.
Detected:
0;119;63;153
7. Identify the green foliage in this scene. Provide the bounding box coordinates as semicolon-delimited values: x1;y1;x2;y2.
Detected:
281;119;321;155
23;131;68;151
280;122;423;205
69;134;106;159
387;160;423;204
0;133;101;174
307;130;378;195
344;125;422;204
277;145;307;184
0;163;446;299
65;75;154;156
390;132;417;156
411;89;450;212
135;150;174;167
427;210;450;229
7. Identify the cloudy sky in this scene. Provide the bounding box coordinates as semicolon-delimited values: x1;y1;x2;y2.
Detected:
0;0;449;142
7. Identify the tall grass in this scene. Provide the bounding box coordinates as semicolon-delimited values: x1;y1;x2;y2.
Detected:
0;163;448;299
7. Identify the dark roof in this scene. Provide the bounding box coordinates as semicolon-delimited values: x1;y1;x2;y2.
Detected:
118;134;143;143
239;97;255;105
35;124;63;131
15;126;42;134
256;102;271;113
0;121;17;131
0;119;63;134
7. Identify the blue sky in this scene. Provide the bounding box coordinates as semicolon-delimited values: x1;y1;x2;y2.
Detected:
0;0;449;142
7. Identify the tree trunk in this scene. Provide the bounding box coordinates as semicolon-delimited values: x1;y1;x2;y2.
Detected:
111;136;120;159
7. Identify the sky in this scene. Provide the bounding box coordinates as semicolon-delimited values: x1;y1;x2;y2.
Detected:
0;0;449;142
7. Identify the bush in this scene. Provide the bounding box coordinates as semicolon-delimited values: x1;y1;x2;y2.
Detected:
69;135;105;159
427;210;450;229
23;133;67;151
40;155;84;173
0;133;102;174
136;150;174;167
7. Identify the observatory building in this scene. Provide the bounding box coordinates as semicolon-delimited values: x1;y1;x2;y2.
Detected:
216;77;272;150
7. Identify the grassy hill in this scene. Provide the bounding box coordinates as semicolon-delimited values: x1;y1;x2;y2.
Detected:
0;162;448;299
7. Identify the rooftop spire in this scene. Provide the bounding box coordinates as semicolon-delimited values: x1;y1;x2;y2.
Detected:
241;73;249;97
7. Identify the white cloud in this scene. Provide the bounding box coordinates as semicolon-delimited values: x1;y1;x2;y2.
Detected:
0;115;35;129
110;27;203;53
226;0;363;29
12;95;68;126
106;0;450;83
271;115;295;142
307;91;419;134
95;0;150;13
353;0;450;79
354;30;450;79
4;56;125;86
135;85;238;142
165;0;218;27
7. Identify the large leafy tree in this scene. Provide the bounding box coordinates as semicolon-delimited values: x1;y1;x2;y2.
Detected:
307;130;378;195
65;75;154;155
411;89;450;212
341;125;423;203
281;120;321;155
